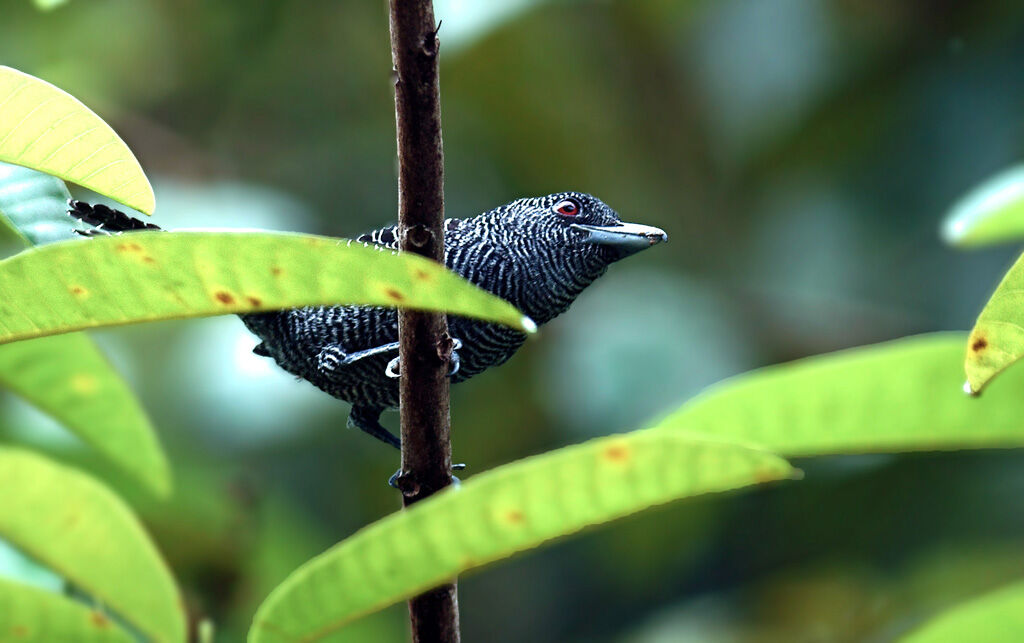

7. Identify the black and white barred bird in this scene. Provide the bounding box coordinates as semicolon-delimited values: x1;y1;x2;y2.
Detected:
69;192;667;449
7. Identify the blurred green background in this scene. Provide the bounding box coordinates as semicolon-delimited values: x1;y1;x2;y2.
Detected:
4;1;1024;641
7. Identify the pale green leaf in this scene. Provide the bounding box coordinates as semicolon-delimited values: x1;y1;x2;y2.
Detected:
942;165;1024;247
0;448;185;642
0;161;169;495
0;577;133;642
0;334;170;495
248;432;792;642
964;251;1024;393
0;161;84;245
0;66;154;214
32;0;70;9
903;581;1024;642
656;333;1024;453
0;231;534;345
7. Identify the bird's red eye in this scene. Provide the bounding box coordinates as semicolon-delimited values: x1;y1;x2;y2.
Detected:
554;199;579;217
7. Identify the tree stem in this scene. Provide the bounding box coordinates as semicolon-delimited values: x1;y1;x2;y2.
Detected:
389;0;460;641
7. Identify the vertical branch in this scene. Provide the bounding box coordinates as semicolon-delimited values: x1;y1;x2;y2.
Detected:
389;1;460;641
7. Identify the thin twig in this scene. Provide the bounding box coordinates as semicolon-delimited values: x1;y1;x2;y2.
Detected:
389;0;460;641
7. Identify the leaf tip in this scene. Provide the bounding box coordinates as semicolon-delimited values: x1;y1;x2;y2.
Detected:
963;380;981;398
941;164;1024;248
133;185;157;216
940;214;969;246
135;452;174;498
521;316;537;334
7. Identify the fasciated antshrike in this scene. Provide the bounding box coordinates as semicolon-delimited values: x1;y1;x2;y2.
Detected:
69;192;667;449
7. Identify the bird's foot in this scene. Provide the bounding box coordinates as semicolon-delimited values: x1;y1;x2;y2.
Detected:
388;463;466;493
385;338;462;379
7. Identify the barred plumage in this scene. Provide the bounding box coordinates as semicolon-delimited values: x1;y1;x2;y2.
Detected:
69;192;667;449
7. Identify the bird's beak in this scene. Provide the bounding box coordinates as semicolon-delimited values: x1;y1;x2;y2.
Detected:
571;221;668;258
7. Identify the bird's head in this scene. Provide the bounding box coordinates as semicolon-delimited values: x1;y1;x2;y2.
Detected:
495;191;667;263
477;191;667;324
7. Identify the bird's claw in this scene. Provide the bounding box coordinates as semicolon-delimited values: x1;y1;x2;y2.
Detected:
449;338;462;376
388;463;467;491
384;338;462;379
387;468;401;489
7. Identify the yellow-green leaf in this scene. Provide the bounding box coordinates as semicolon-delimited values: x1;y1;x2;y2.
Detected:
656;333;1024;453
0;577;133;643
0;231;534;345
903;581;1024;642
0;66;154;214
0;334;170;495
0;448;185;643
942;165;1024;247
248;432;792;642
964;251;1024;393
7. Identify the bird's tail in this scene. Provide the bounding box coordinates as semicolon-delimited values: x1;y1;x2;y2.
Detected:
67;200;162;236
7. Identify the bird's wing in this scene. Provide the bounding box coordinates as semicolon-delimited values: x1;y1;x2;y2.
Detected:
355;224;400;249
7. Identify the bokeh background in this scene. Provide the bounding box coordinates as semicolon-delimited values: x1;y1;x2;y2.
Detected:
4;1;1024;641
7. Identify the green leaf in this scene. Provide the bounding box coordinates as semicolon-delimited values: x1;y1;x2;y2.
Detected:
0;448;185;643
903;581;1024;642
0;577;133;642
964;250;1024;394
942;165;1024;247
0;334;171;495
0;161;85;245
655;333;1024;453
249;432;792;642
0;161;169;495
0;66;154;214
0;231;535;345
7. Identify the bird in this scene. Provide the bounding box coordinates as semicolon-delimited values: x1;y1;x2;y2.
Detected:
69;192;668;450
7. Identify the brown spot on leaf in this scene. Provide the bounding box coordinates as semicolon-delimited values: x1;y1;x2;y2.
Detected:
271;267;283;276
215;291;235;305
603;443;631;464
70;285;87;297
504;509;525;525
972;337;988;352
116;242;143;253
90;611;110;628
414;269;431;281
142;255;155;264
10;625;29;638
246;296;262;307
385;288;405;302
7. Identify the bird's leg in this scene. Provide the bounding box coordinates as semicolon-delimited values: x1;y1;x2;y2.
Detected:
347;407;467;489
347;404;401;450
385;338;463;379
318;341;400;374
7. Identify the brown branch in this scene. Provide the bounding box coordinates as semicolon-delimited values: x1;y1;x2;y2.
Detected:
389;0;460;641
